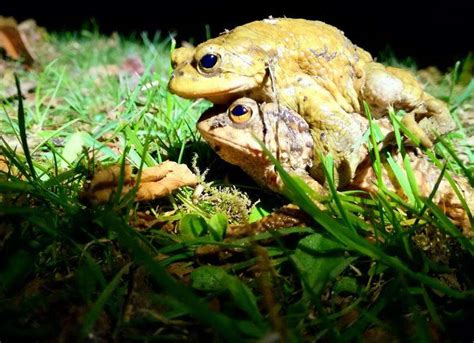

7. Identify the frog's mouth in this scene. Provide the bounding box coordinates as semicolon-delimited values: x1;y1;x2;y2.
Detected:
200;130;262;157
168;64;256;104
169;81;250;104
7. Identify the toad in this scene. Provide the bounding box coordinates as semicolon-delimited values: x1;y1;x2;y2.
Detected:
169;18;455;187
198;98;473;233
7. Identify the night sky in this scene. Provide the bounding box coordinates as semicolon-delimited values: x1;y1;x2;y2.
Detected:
2;0;473;69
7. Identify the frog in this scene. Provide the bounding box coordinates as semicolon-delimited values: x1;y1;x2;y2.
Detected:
197;98;473;234
169;18;455;187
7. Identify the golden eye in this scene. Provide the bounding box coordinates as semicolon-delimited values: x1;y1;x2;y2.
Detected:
229;104;252;123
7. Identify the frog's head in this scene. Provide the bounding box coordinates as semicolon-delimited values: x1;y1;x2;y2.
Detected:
169;36;268;104
197;98;266;166
197;98;313;189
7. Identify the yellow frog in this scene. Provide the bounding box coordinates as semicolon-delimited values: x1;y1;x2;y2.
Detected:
169;18;455;186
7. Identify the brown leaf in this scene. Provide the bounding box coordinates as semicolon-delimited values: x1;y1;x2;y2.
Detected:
135;161;198;201
90;164;133;190
0;154;25;179
84;161;197;204
0;155;9;174
166;262;193;279
0;17;35;64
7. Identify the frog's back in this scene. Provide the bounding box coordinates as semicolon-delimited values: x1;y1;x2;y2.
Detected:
227;18;372;62
206;18;373;113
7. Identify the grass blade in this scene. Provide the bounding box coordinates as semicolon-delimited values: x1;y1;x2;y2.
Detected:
96;210;242;340
14;74;36;179
258;140;474;299
80;263;131;337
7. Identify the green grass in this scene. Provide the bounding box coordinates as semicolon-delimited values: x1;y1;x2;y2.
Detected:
0;29;474;342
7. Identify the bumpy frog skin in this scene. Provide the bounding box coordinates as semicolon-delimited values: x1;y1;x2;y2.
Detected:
198;97;324;193
198;98;473;233
170;18;455;185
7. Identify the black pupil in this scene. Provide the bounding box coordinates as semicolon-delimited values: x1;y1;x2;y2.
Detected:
231;105;248;116
200;54;218;69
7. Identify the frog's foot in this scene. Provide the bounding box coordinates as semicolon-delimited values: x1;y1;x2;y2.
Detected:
412;94;456;146
352;147;473;236
401;112;434;148
360;62;455;148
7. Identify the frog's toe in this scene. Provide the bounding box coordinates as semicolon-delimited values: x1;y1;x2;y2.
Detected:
401;113;434;148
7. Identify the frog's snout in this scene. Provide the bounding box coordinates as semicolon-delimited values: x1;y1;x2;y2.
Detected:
171;46;195;66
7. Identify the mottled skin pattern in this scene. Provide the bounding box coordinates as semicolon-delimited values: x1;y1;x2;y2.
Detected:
353;148;473;234
198;98;323;193
169;18;455;187
198;99;473;234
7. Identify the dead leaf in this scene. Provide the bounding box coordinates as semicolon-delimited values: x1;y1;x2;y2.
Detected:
0;17;35;64
166;262;193;279
84;161;198;204
134;161;197;201
0;155;9;174
89;164;133;190
0;154;27;180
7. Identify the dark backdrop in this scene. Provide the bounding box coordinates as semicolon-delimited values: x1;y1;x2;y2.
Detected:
2;0;473;69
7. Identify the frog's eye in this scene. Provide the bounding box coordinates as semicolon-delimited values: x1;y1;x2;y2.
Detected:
229;104;252;123
199;53;220;70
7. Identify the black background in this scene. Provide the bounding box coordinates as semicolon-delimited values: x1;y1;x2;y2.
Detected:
1;0;473;69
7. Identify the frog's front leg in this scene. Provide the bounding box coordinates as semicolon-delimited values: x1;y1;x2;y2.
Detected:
297;91;369;188
360;62;455;148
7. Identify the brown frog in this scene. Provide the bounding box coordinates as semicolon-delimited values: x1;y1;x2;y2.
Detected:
198;98;473;234
169;18;455;187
